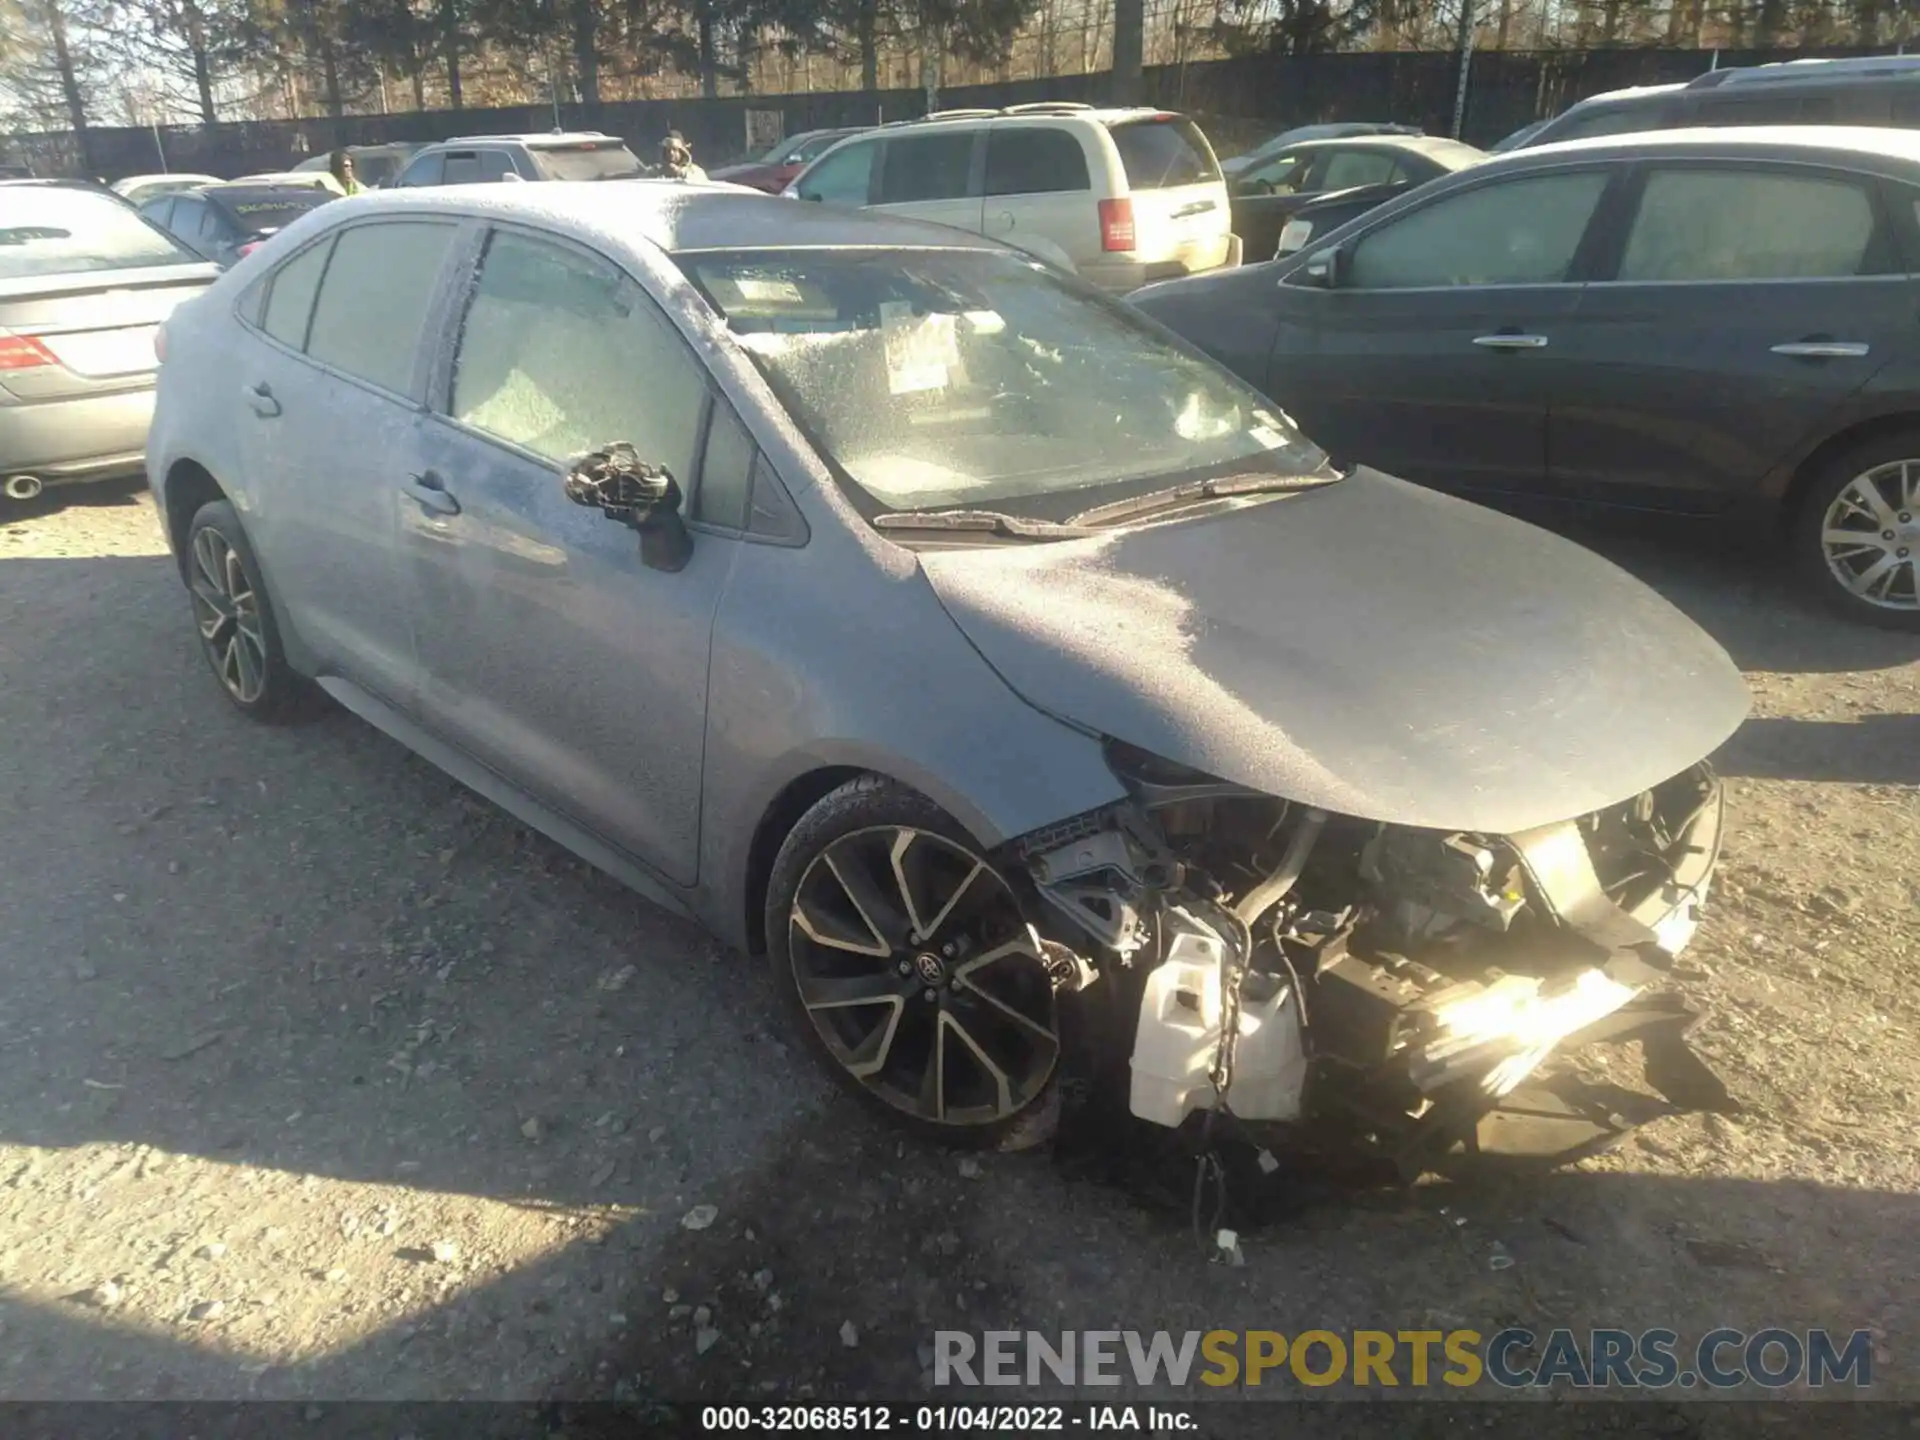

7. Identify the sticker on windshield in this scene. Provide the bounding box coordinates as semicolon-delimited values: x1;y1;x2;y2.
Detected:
879;301;958;395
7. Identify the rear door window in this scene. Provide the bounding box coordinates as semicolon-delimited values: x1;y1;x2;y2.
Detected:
877;131;977;203
141;197;176;230
1108;117;1220;189
303;220;457;395
985;127;1091;196
1615;167;1883;281
796;138;878;204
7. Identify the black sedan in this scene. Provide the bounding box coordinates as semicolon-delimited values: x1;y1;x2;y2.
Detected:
139;183;334;269
1226;134;1484;262
1132;126;1920;629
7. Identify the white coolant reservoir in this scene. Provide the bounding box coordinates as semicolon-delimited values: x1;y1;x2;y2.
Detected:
1128;930;1308;1128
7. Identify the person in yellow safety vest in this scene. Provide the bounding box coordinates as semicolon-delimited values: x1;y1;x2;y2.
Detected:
329;150;365;196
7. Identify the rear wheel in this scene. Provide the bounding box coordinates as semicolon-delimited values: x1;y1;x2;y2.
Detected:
185;500;320;720
766;776;1061;1149
1792;436;1920;630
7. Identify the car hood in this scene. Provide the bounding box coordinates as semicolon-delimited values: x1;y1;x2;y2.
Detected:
916;469;1749;834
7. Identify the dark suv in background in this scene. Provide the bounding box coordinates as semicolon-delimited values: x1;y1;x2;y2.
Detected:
1517;53;1920;148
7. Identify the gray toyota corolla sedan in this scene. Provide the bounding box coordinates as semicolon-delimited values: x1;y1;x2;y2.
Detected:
146;184;1750;1174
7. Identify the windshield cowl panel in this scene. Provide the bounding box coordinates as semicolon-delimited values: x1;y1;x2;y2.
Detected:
676;247;1327;525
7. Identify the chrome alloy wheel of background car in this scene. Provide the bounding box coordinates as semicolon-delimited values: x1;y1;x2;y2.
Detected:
189;526;269;704
1822;460;1920;612
786;825;1059;1127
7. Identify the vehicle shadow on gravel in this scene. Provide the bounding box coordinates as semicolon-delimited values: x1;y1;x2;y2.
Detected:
1715;713;1920;786
1543;519;1920;676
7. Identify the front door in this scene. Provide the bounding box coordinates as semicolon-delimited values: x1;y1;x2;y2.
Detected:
398;225;736;884
1266;166;1614;498
1548;160;1918;513
234;219;461;708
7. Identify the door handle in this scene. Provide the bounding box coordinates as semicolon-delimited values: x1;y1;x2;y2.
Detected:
1472;333;1550;350
1770;341;1869;358
995;210;1015;231
243;382;280;417
401;471;460;517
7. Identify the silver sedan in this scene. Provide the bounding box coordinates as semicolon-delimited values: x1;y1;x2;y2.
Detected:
1;181;217;501
145;183;1749;1173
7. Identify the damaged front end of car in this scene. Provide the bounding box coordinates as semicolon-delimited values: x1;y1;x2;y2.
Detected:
1007;739;1737;1191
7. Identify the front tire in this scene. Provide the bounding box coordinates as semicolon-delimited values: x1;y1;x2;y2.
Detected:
1792;436;1920;630
765;776;1061;1149
184;500;320;720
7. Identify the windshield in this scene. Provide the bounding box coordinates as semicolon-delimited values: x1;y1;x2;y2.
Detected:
532;142;645;181
0;186;201;281
1108;116;1220;189
677;248;1326;516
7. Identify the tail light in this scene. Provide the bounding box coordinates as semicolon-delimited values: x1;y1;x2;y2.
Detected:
0;333;55;370
237;240;262;258
1099;197;1135;253
153;324;168;364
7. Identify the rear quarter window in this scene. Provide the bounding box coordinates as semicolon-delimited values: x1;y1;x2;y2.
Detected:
1108;117;1220;190
985;126;1092;196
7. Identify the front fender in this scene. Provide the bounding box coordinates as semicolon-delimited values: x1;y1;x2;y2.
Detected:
695;534;1127;951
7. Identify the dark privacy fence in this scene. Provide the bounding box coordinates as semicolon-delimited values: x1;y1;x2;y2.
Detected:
6;43;1880;182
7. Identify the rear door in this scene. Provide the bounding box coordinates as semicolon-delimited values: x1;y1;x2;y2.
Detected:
870;129;983;236
1548;158;1917;513
231;218;464;707
982;124;1097;268
1265;164;1616;497
1107;114;1231;273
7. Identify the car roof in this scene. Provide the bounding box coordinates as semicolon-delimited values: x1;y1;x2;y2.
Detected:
298;181;1011;256
1569;81;1689;109
1287;134;1484;162
892;104;1191;130
1511;122;1920;167
437;131;624;148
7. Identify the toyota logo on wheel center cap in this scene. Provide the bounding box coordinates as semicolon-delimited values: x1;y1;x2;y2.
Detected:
913;952;947;986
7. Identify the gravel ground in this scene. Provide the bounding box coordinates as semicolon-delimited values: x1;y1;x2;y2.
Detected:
1;483;1916;1425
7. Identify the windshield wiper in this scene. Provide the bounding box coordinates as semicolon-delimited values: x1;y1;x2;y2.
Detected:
1068;471;1340;528
871;509;1096;540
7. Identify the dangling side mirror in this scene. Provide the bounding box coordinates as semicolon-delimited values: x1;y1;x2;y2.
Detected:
563;442;694;573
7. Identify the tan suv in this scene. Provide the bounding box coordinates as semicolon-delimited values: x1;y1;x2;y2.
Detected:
785;103;1240;291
